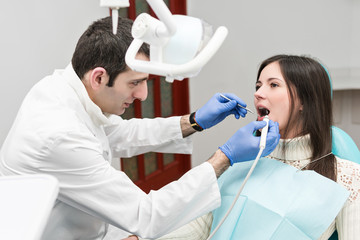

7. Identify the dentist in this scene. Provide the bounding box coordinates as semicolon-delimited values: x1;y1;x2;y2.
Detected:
0;16;279;240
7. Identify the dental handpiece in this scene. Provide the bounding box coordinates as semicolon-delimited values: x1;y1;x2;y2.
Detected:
219;94;255;114
259;115;269;149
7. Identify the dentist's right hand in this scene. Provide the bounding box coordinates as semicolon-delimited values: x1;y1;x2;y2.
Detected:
219;120;280;166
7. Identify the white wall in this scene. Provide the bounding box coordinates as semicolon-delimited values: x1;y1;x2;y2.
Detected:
188;0;360;166
350;1;360;67
0;0;108;144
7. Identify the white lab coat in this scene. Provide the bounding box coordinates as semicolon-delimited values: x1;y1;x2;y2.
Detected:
0;64;221;239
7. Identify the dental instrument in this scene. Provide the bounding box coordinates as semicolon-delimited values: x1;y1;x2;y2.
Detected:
207;116;269;240
219;94;255;114
100;0;130;34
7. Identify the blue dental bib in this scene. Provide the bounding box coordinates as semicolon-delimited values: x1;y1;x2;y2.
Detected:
211;158;349;240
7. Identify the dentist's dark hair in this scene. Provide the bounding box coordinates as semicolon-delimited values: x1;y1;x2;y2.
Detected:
72;16;149;87
257;54;336;181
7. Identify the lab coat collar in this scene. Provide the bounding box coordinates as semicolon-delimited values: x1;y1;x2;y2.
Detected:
63;64;111;126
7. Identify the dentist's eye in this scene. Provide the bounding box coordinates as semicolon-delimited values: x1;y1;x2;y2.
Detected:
255;85;261;91
270;83;279;88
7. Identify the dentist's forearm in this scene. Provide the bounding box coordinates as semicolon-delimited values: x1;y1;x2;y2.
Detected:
207;149;230;178
180;114;230;177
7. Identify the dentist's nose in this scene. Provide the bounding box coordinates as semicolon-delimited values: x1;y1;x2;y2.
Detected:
134;81;148;101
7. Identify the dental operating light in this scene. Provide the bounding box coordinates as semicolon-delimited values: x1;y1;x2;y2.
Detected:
101;0;228;82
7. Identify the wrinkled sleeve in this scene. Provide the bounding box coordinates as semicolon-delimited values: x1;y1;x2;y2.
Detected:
104;115;193;158
39;130;220;239
140;213;213;240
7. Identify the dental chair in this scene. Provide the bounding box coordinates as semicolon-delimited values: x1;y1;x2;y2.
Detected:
329;126;360;240
332;126;360;164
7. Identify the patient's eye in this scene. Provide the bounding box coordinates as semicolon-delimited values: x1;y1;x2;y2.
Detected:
270;82;279;88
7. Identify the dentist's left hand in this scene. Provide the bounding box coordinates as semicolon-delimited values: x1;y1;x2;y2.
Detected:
195;93;248;130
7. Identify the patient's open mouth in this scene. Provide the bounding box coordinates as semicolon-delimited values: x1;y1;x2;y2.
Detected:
258;107;270;117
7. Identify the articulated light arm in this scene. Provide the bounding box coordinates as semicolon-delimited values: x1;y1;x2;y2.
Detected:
146;0;176;37
126;26;228;82
101;0;228;82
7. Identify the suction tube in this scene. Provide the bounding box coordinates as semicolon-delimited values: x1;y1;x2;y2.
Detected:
259;116;270;149
207;116;269;240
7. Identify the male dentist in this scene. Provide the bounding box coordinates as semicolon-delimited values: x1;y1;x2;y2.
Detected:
0;16;279;239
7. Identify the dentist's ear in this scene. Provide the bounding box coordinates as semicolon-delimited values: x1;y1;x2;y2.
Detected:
89;67;108;90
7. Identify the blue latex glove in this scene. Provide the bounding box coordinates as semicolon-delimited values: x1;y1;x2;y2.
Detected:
219;120;280;165
195;93;248;130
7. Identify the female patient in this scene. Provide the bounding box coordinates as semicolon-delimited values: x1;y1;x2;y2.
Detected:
141;55;360;240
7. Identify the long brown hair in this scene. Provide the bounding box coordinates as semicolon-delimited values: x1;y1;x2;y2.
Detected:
257;55;336;181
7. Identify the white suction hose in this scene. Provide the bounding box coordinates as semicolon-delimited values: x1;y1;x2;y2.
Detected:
207;116;269;240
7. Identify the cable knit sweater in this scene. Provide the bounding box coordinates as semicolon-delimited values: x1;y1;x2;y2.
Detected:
146;135;360;240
